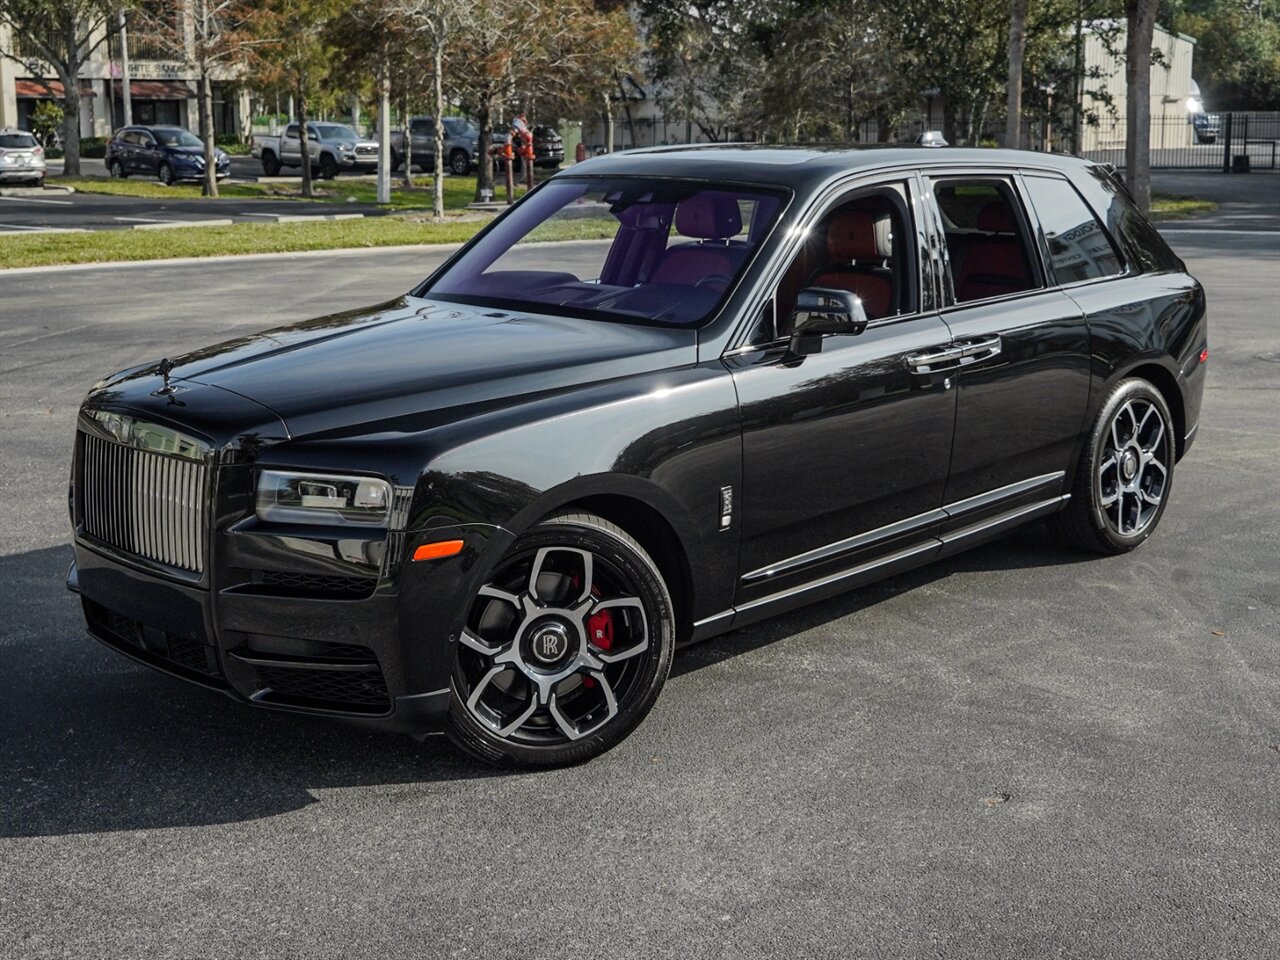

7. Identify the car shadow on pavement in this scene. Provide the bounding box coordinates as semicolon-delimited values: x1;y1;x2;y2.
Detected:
2;526;1090;838
0;545;501;839
672;521;1095;679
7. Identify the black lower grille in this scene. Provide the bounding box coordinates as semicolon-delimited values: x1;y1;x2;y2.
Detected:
239;570;377;599
254;664;389;710
85;599;222;683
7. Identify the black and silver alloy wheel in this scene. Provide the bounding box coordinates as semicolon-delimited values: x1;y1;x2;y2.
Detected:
1052;378;1176;554
447;512;674;767
1097;396;1170;537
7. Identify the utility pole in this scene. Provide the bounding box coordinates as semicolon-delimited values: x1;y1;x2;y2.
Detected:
377;53;391;205
119;8;132;126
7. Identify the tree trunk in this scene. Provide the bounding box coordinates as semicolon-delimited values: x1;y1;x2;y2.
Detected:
474;97;494;202
433;41;445;219
199;69;218;197
60;84;81;177
297;80;313;199
1124;0;1158;212
377;52;391;205
603;92;615;154
1005;0;1028;149
400;89;412;189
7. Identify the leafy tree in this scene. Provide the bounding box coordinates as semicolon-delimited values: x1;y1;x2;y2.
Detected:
1169;0;1280;109
131;0;270;197
0;0;127;174
247;0;341;198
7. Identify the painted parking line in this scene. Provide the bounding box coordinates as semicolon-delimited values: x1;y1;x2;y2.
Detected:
0;224;87;234
0;195;74;205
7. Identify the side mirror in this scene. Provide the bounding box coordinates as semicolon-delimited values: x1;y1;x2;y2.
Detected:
789;287;869;355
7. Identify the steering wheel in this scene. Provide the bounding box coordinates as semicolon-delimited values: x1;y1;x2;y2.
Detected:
695;274;733;290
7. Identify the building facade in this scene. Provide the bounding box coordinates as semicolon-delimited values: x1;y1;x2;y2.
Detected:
0;9;247;139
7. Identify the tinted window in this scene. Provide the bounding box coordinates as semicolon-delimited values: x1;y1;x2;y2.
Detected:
424;177;786;327
0;133;38;148
411;119;433;136
1023;175;1123;283
284;125;299;138
769;181;917;339
153;128;202;147
1074;165;1184;274
934;178;1041;303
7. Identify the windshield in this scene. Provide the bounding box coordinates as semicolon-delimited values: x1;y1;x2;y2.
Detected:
443;118;477;137
421;178;786;327
154;128;202;148
314;124;358;141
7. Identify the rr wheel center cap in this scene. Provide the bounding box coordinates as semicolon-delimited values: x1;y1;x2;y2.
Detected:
527;620;573;666
1121;449;1139;482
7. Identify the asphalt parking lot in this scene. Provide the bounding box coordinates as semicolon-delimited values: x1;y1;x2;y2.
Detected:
0;174;1276;958
0;190;392;233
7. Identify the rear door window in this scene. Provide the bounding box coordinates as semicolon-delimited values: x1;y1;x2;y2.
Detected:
932;178;1042;304
1023;175;1124;284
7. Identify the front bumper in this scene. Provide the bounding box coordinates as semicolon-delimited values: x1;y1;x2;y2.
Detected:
68;520;502;734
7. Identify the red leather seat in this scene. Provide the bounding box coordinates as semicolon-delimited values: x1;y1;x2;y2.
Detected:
954;202;1032;302
809;209;893;319
650;194;743;286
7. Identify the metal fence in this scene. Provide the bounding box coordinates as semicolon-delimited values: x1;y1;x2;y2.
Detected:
1078;112;1280;171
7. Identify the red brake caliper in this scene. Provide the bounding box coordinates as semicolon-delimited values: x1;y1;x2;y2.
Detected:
583;586;614;689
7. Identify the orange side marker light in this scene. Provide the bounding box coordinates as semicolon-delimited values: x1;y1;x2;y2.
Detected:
412;539;464;562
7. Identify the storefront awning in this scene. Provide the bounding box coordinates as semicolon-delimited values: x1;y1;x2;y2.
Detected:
110;80;195;100
15;79;97;98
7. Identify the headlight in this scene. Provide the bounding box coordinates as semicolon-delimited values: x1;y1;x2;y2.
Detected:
256;470;392;526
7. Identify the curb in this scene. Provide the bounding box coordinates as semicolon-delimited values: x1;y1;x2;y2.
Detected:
0;184;75;196
132;218;236;230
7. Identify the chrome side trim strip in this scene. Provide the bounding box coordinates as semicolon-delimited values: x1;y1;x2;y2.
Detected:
940;494;1070;546
741;509;947;584
941;471;1065;520
736;539;940;616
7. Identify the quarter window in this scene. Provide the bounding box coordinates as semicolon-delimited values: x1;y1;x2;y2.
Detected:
1023;175;1123;283
933;178;1041;304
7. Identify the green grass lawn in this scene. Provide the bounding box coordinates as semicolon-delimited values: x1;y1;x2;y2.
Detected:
1149;193;1218;221
58;175;504;211
0;213;615;270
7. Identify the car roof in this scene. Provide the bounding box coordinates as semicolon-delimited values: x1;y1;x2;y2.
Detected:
565;144;1096;192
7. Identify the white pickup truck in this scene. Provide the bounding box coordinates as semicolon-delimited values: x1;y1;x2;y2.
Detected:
252;122;380;178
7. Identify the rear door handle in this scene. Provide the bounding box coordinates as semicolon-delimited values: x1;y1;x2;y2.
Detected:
953;336;1003;365
905;345;965;374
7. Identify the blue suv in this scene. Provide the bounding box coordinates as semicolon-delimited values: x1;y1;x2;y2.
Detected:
105;126;230;184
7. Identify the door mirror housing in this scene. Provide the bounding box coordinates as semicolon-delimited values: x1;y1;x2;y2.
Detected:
789;287;870;355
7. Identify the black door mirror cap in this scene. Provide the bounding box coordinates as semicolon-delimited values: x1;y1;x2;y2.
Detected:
789;287;870;354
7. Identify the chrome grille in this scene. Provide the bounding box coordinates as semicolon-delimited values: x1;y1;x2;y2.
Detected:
80;431;208;573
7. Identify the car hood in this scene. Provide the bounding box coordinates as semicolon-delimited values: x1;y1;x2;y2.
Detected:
166;297;698;439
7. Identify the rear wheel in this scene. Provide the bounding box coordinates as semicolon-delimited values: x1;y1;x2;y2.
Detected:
157;161;174;185
1050;378;1175;554
261;151;281;177
446;512;675;768
390;150;403;173
449;148;470;176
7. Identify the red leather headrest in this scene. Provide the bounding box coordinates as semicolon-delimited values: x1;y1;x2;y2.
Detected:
977;201;1016;233
675;193;742;239
826;209;889;261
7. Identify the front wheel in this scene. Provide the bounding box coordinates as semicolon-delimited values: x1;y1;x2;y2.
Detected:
1050;378;1175;554
107;158;127;179
319;154;338;179
446;512;675;768
449;149;470;176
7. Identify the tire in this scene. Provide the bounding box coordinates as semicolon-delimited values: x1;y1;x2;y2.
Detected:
261;151;281;177
107;158;127;179
157;161;174;185
390;150;403;173
1050;378;1176;554
319;154;338;180
446;512;675;768
449;148;470;176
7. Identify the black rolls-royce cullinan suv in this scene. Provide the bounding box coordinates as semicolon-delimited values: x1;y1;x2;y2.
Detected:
68;146;1207;767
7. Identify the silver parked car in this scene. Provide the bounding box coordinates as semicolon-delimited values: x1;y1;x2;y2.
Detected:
0;129;47;186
